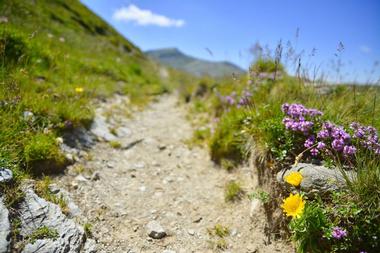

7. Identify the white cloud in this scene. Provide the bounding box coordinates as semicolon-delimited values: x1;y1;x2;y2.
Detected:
360;45;371;54
112;4;185;27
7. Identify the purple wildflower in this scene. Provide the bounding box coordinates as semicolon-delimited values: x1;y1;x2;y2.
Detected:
225;95;235;105
304;136;315;148
317;142;326;150
310;148;319;156
332;227;347;239
332;139;345;151
350;122;380;153
343;145;357;155
317;129;330;139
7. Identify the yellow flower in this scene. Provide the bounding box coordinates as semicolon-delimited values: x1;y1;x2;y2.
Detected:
75;87;84;93
285;171;303;187
281;193;305;218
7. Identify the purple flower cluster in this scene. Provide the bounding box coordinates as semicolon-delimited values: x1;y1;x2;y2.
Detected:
224;92;237;106
281;103;322;135
317;122;357;156
282;103;323;118
350;122;380;154
218;90;252;108
331;227;347;240
280;103;380;158
237;90;252;107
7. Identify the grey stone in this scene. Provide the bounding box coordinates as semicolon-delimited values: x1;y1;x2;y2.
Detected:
65;153;74;163
249;199;262;218
19;186;85;253
53;187;81;218
75;174;88;182
158;144;167;151
162;250;176;253
0;168;13;183
106;161;115;168
62;127;94;149
0;16;8;23
23;111;34;121
48;184;61;194
0;198;11;253
116;127;131;137
146;221;166;239
83;239;97;253
277;163;353;193
90;114;116;142
91;172;100;181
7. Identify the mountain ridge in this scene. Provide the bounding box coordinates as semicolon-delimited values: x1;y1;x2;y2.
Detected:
146;47;245;77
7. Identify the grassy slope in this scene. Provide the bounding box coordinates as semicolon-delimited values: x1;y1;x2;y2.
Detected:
0;0;170;174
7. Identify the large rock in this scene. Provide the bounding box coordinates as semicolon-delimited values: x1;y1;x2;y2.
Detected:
277;163;353;193
19;185;85;253
0;198;11;253
90;114;116;142
0;168;13;183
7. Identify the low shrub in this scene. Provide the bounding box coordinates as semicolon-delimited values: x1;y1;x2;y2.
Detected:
24;133;66;174
209;109;248;164
251;58;284;74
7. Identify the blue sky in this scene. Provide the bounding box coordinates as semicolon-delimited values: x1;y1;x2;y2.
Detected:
81;0;380;83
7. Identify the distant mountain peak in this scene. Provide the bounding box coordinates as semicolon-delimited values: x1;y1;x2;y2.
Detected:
146;48;245;77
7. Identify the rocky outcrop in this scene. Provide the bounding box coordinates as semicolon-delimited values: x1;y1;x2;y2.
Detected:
19;185;87;253
277;163;354;193
0;198;11;253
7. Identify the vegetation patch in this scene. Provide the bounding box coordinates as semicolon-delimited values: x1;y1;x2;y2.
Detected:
207;224;230;250
109;140;122;149
224;181;244;202
83;223;93;238
24;134;66;174
27;226;59;244
187;40;380;252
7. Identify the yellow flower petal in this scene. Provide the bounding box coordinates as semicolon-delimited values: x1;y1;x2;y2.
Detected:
75;87;84;93
285;171;303;187
281;193;305;218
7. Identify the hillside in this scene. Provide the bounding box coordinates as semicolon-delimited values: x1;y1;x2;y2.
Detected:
0;0;171;172
146;48;245;77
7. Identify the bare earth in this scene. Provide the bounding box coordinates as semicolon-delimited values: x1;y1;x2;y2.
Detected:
57;94;293;253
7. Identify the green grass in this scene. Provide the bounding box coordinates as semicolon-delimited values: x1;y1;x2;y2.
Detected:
208;224;230;238
205;78;380;166
109;140;122;149
83;223;93;238
209;108;248;164
224;180;244;202
27;226;59;244
24;133;66;174
251;58;284;74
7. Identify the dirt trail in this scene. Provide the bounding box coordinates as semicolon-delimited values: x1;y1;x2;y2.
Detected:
57;94;293;253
